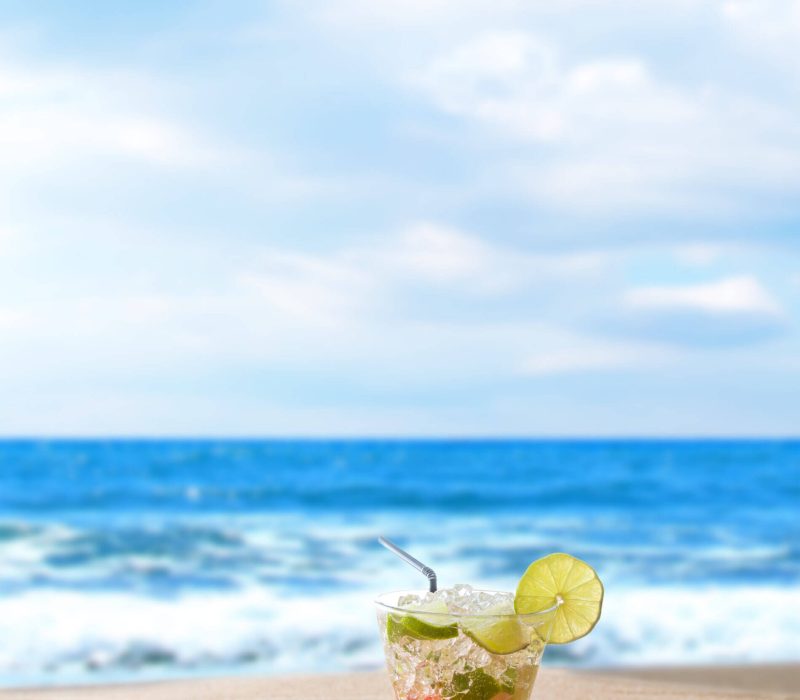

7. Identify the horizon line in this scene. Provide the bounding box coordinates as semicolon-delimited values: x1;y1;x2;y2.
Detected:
0;434;797;442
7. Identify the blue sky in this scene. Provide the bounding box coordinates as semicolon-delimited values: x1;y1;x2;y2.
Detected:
0;0;798;436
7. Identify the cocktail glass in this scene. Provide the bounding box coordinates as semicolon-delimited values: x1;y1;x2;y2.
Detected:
375;589;555;700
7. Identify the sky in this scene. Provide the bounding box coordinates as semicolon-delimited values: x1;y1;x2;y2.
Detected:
0;0;799;436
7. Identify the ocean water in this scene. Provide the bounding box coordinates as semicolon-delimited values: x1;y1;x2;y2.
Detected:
0;439;798;686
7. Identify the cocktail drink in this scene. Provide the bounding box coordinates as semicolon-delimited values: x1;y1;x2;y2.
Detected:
376;587;552;700
375;551;604;700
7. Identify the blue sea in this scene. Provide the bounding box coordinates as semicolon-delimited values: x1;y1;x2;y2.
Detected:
0;439;798;687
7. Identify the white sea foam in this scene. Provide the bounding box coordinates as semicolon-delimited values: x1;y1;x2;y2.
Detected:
0;508;797;685
553;585;800;666
0;582;798;686
0;585;379;684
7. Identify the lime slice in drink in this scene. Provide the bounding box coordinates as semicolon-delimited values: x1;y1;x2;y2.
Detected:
450;668;508;700
387;598;458;641
461;602;530;655
514;553;603;644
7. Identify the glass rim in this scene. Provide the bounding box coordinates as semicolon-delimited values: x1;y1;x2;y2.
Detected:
374;588;559;619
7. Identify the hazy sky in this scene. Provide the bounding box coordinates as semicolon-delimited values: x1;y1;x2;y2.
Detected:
0;0;798;436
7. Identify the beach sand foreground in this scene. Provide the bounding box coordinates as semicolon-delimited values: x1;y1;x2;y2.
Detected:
1;668;797;700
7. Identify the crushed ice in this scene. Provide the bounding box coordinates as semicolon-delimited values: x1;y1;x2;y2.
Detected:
398;584;515;614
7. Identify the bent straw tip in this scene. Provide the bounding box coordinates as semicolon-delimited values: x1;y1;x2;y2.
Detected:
377;535;438;593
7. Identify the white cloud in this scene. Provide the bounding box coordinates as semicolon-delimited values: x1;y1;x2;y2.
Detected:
520;338;675;376
378;222;607;293
410;28;800;213
0;221;618;400
624;275;782;317
311;0;512;27
240;250;376;328
240;221;610;327
0;219;794;432
311;0;709;32
0;62;227;175
673;244;726;267
722;1;800;66
387;222;500;285
0;3;797;436
263;0;800;219
0;226;14;252
0;308;26;330
412;33;674;145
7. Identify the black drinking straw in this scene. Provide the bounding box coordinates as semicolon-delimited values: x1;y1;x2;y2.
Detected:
378;536;438;593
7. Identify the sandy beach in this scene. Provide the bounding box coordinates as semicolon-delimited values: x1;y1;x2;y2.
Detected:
1;666;797;700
